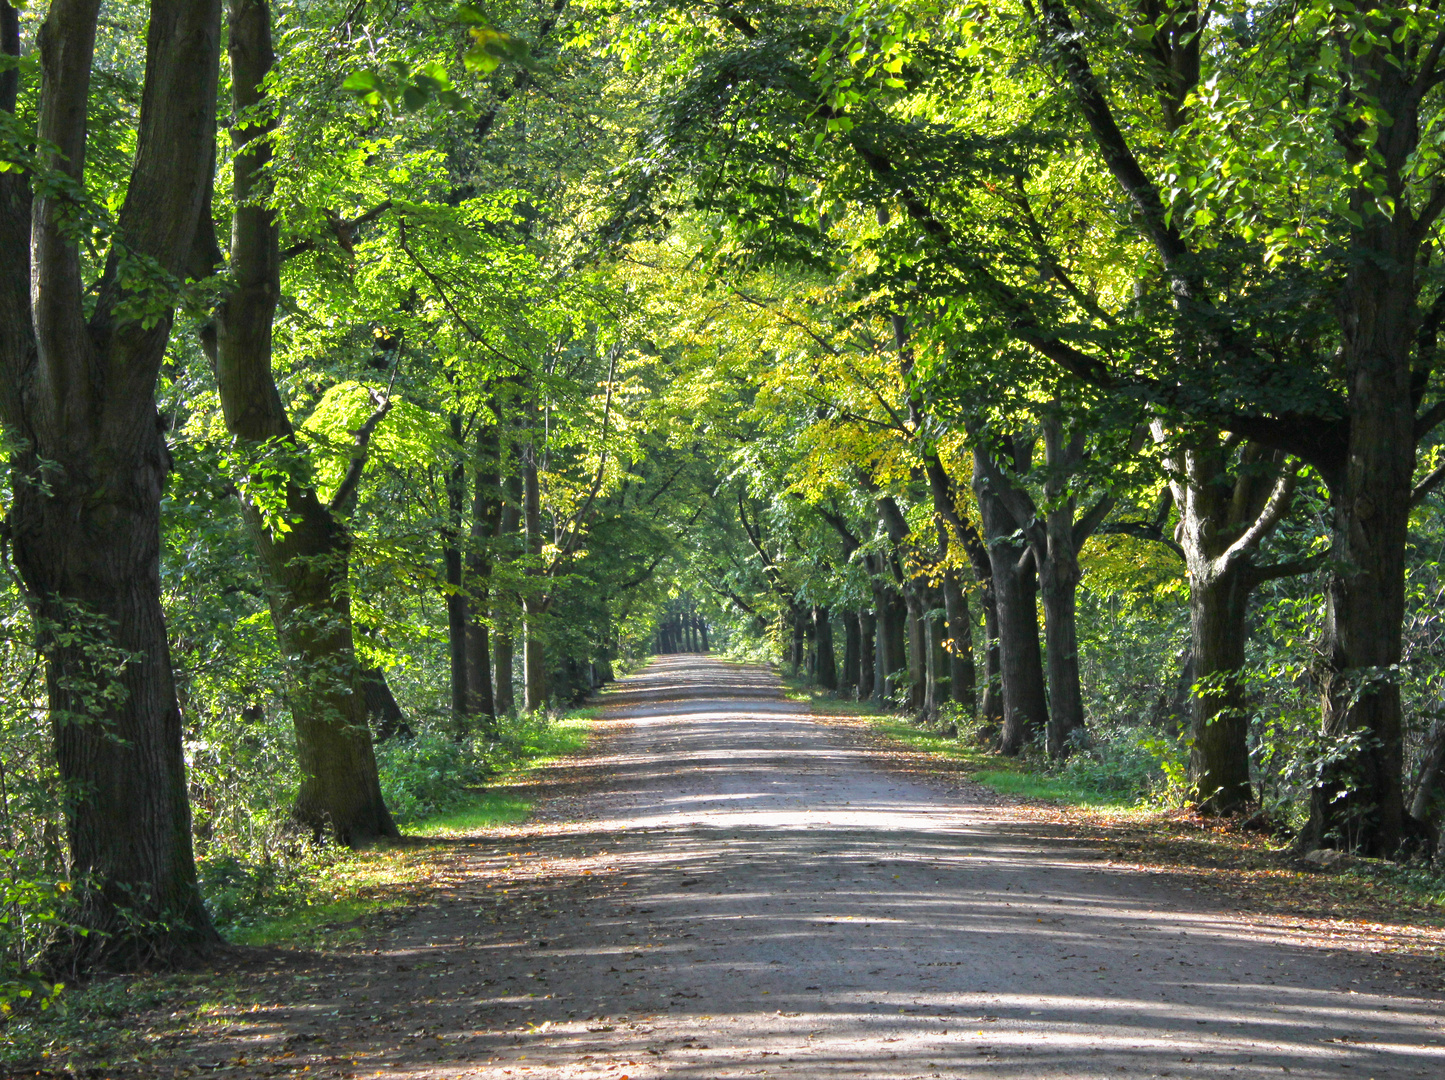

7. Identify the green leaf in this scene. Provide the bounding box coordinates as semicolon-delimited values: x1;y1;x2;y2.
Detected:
464;45;502;74
341;70;385;96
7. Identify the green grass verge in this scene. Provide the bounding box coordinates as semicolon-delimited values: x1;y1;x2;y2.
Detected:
226;710;596;948
968;769;1138;807
405;792;533;837
802;687;1142;811
227;896;384;948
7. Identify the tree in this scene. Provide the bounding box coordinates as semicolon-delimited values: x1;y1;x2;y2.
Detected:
1158;430;1310;815
969;406;1130;757
208;0;397;845
0;0;221;960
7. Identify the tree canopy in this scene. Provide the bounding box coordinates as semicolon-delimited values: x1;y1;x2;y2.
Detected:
4;0;1445;972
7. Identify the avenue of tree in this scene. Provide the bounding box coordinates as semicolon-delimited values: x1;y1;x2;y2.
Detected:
4;0;1445;970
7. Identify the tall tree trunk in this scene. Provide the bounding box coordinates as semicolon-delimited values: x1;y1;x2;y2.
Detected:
362;667;413;742
1410;719;1445;857
521;437;548;711
814;606;838;690
1188;566;1254;813
883;591;909;706
993;543;1047;755
943;569;976;714
466;423;500;725
445;411;470;735
1038;537;1085;755
491;611;515;710
0;0;224;960
979;587;1003;733
924;586;948;722
700;619;709;652
868;565;907;706
492;625;515;712
1039;415;1102;755
903;583;927;712
1163;431;1301;816
872;601;890;705
857;610;876;702
973;418;1113;757
924;451;994;727
490;468;521;714
975;457;1048;754
211;0;394;845
790;611;806;677
840;610;859;694
1307;259;1416;852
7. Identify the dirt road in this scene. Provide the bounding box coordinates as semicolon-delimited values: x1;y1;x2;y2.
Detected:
167;656;1444;1079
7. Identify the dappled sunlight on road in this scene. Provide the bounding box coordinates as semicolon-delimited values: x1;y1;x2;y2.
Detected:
168;655;1443;1079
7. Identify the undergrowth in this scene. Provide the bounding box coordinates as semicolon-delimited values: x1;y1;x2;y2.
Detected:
0;705;594;1074
208;706;593;947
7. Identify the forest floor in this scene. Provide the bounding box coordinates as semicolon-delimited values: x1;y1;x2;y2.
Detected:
16;655;1445;1080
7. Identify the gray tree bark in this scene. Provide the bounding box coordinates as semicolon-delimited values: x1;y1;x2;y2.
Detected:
211;0;395;844
521;435;548;710
0;0;223;961
445;411;470;734
943;569;976;712
813;606;838;689
840;610;860;694
1160;430;1303;815
974;452;1049;754
857;610;876;701
466;421;501;725
972;417;1115;757
924;452;996;729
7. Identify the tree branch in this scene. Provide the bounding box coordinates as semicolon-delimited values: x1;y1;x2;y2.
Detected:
280;199;393;262
1416;398;1445;441
1033;0;1191;279
1412;458;1445;506
1095;520;1185;561
395;214;531;376
1250;550;1328;583
817;504;862;557
328;366;399;517
1216;460;1298;573
969;439;1039;536
1073;492;1116;553
923;451;993;582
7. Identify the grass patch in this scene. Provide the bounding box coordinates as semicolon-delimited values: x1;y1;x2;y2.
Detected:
868;716;1011;771
807;692;1145;810
214;707;597;949
969;769;1137;807
217;843;436;948
405;792;533;837
496;711;592;767
228;895;384;948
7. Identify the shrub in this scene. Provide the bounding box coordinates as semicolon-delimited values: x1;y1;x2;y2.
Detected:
1063;734;1161;803
0;864;73;1019
375;708;590;825
376;732;490;824
196;840;344;936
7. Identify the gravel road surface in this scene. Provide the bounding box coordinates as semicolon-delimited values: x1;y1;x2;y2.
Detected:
159;655;1445;1079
